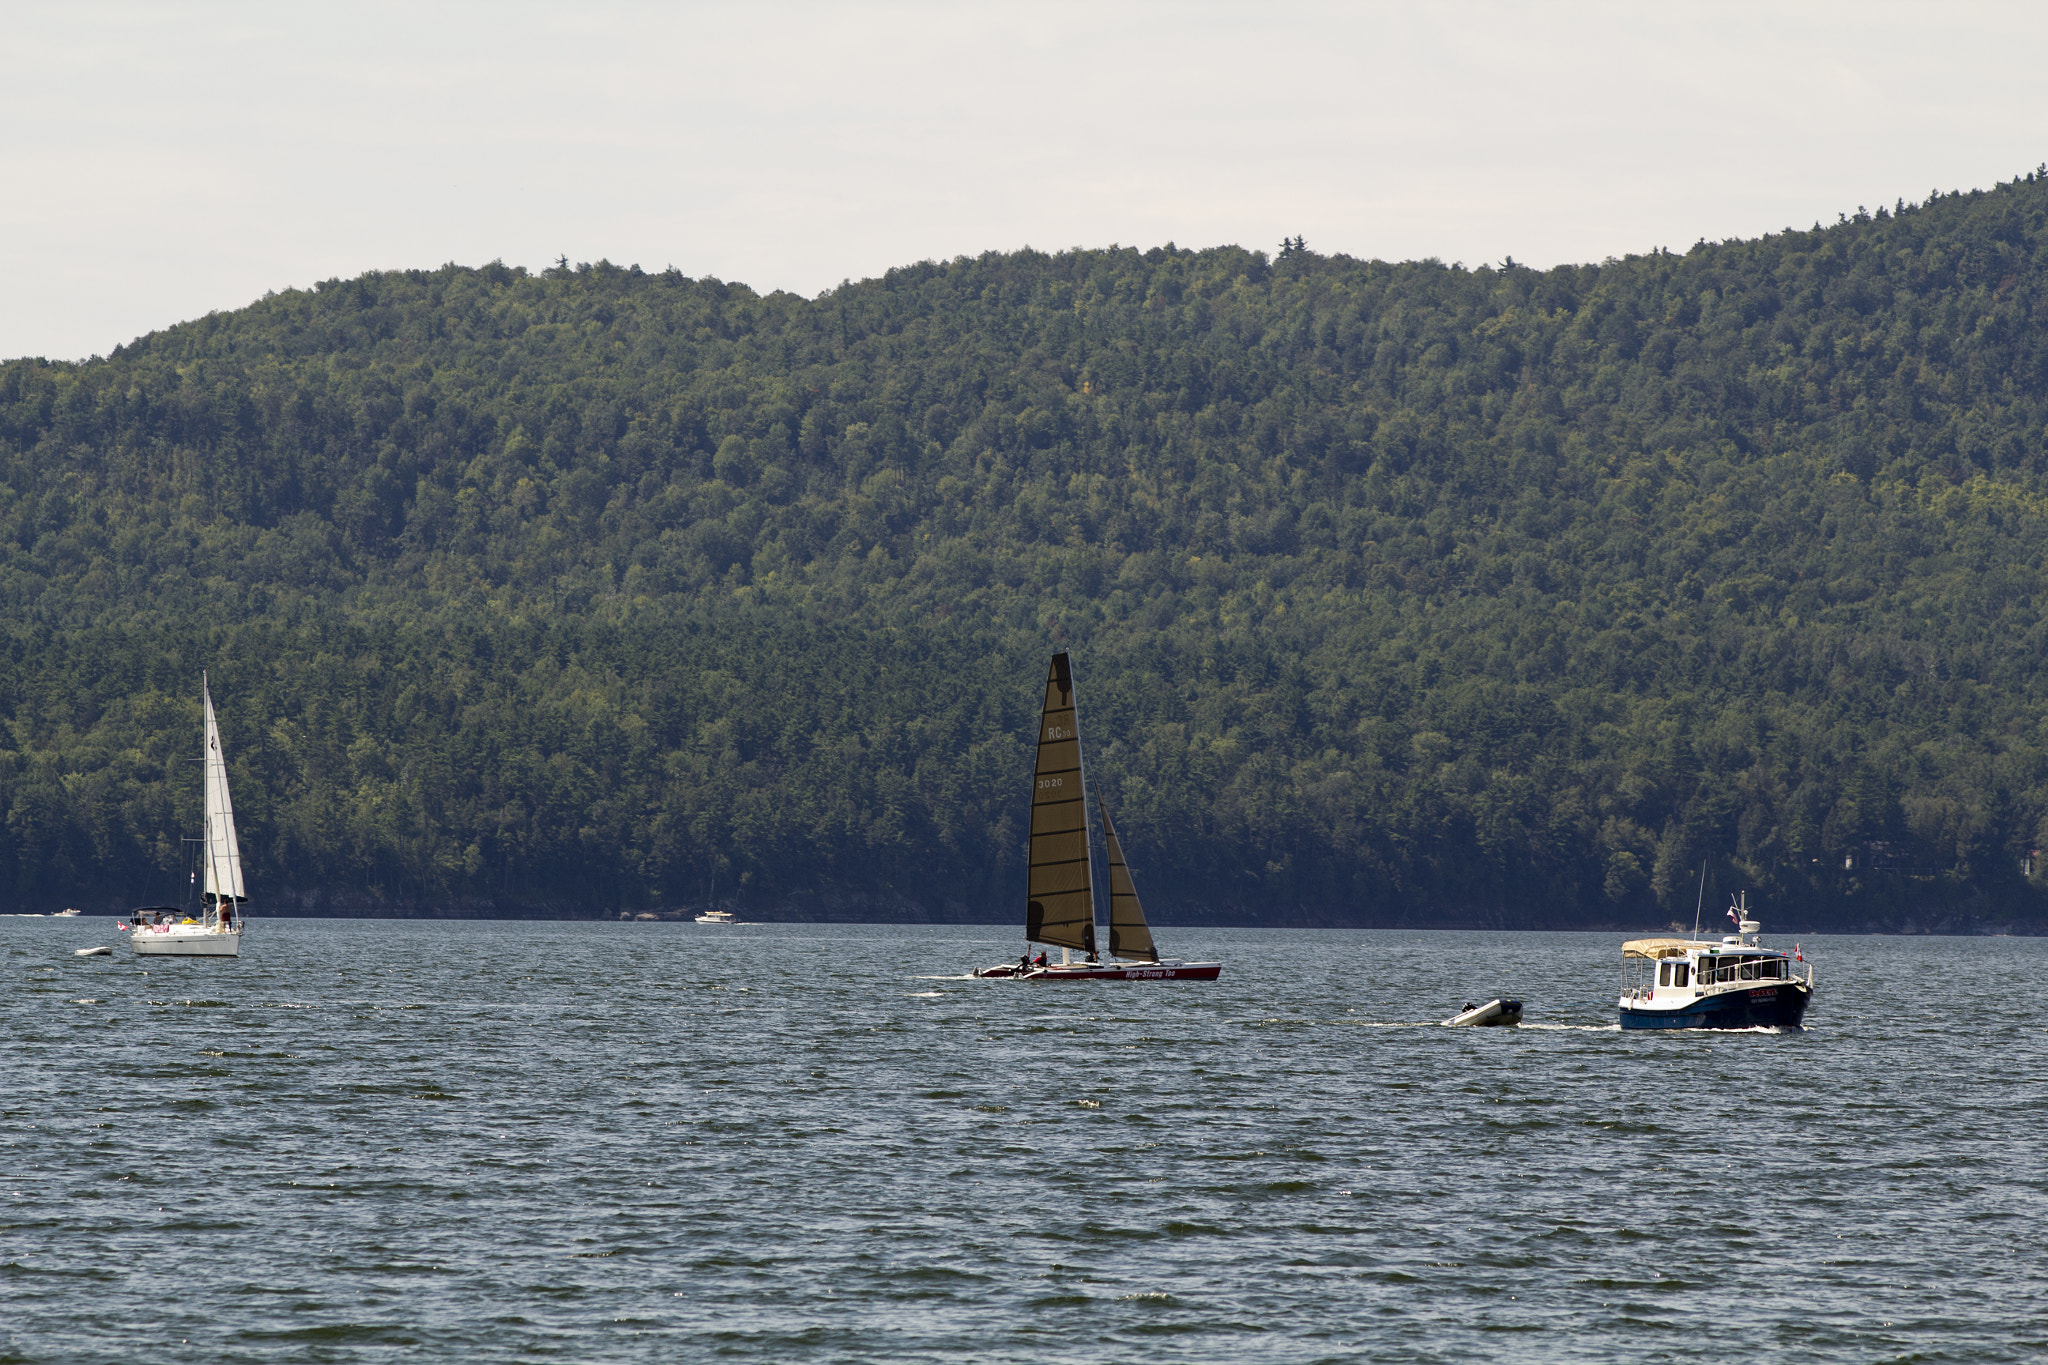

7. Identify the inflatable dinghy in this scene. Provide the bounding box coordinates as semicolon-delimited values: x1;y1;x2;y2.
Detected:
74;945;112;957
1442;997;1522;1026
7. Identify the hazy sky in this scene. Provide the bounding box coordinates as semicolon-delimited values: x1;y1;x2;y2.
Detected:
5;1;2045;361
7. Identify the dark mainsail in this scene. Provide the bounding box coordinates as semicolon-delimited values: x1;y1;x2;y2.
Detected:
1024;652;1096;953
1098;798;1158;963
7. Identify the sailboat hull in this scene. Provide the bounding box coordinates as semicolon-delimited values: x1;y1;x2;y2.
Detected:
132;927;242;957
975;960;1221;981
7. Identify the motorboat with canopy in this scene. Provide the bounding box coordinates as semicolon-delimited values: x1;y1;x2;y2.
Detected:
975;651;1220;982
1618;893;1811;1029
123;676;246;958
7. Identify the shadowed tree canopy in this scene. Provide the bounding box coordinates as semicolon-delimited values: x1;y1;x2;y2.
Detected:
6;176;2048;930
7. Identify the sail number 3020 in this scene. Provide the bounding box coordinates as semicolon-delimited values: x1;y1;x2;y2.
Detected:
1037;777;1064;789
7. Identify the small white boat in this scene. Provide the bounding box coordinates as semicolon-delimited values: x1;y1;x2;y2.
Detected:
74;945;112;957
53;907;82;917
694;908;739;925
127;677;246;959
1442;998;1522;1027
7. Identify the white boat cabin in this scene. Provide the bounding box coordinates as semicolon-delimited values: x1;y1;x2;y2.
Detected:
1620;936;1808;1005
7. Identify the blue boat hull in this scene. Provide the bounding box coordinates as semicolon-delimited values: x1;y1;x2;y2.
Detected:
1619;983;1811;1030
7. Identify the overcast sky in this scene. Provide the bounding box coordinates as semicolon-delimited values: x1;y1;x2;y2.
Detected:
4;0;2045;361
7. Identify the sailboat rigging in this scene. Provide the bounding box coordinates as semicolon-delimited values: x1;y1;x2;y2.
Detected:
975;651;1220;982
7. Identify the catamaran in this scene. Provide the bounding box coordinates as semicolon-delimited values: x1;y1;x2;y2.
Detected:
975;651;1220;982
124;676;246;958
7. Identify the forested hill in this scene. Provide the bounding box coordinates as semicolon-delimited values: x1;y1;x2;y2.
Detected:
7;175;2048;930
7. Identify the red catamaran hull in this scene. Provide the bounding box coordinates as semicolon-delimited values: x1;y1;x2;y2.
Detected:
975;962;1223;981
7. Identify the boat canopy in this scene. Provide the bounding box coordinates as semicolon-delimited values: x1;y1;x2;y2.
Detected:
1621;937;1707;959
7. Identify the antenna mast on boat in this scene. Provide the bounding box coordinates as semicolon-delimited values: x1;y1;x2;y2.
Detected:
1691;861;1707;941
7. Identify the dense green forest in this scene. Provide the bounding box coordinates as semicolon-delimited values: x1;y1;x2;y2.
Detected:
7;173;2048;930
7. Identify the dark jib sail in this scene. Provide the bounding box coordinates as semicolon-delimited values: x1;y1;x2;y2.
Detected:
1025;652;1096;954
1098;798;1158;963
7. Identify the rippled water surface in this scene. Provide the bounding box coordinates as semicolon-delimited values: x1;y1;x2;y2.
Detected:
4;918;2044;1363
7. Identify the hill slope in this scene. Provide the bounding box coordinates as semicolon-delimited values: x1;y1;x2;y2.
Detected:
7;176;2048;929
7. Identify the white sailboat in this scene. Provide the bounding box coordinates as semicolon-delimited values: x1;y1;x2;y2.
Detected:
127;676;246;958
975;651;1221;982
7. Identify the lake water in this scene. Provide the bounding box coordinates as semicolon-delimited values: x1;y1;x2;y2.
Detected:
4;919;2043;1363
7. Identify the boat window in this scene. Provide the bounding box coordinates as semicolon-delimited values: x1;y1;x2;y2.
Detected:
1739;957;1756;980
1764;958;1783;979
1673;962;1689;988
1658;961;1670;987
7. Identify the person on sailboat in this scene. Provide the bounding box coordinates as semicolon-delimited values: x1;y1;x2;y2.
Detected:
1033;951;1049;970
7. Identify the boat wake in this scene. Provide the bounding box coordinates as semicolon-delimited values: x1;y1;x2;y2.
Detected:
1686;1024;1799;1034
1350;1020;1621;1032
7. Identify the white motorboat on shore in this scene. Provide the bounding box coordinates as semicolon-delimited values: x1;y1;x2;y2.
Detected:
121;677;247;959
974;651;1221;983
1442;998;1522;1026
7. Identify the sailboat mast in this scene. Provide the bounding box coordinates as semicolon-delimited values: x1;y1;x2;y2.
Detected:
1065;654;1105;956
199;672;211;914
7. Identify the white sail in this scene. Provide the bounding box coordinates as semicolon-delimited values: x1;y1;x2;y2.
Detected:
201;676;246;905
